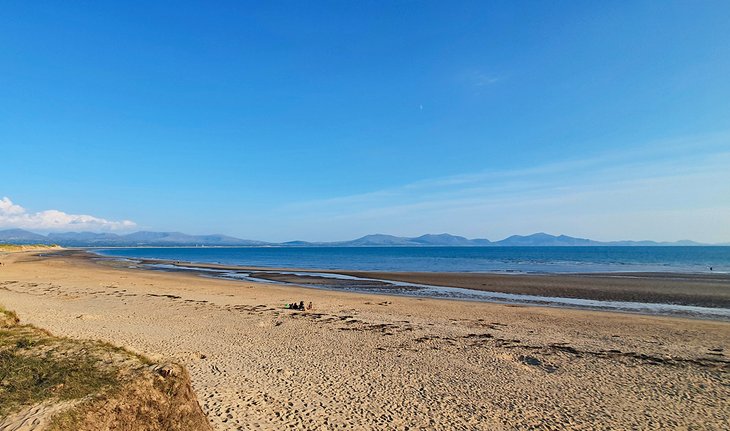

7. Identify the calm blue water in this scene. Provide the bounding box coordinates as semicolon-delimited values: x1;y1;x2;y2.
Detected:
93;246;730;274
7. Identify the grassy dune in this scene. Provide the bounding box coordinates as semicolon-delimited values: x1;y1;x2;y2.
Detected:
0;305;210;430
0;244;61;253
0;305;124;417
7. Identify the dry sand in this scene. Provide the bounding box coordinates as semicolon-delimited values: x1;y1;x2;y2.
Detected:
1;251;729;430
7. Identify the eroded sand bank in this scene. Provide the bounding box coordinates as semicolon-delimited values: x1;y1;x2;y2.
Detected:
1;251;728;430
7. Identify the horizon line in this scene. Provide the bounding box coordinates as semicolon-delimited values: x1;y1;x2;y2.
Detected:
1;227;728;246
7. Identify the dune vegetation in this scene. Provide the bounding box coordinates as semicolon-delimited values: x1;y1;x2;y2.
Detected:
0;244;61;253
0;305;210;430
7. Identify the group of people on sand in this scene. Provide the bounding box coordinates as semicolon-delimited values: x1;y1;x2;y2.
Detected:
285;301;312;311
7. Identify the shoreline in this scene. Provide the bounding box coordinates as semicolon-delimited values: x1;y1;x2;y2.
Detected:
83;249;730;317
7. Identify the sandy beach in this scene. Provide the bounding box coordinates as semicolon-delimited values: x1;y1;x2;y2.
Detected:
1;250;729;430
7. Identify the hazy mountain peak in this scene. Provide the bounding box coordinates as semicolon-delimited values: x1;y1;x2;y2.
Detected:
0;229;714;247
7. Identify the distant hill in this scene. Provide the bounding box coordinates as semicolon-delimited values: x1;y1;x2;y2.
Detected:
47;232;123;246
493;233;707;247
333;233;492;247
344;234;420;246
0;228;717;247
117;231;268;246
0;229;267;247
412;234;491;246
495;233;598;246
0;229;49;244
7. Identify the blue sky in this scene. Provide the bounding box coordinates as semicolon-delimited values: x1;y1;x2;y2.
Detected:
2;1;729;242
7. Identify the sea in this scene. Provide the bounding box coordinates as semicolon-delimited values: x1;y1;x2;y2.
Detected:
93;246;730;274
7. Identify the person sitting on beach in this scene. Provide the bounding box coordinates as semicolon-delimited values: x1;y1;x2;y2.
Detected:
299;301;305;310
307;301;312;310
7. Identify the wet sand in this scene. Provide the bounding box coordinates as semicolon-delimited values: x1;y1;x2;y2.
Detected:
1;251;729;430
113;255;730;308
337;270;730;308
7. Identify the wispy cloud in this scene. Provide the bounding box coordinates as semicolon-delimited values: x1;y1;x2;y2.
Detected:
275;132;730;242
0;197;136;232
461;69;499;87
458;69;500;94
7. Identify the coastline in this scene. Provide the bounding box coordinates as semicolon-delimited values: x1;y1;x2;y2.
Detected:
85;249;730;319
2;250;729;429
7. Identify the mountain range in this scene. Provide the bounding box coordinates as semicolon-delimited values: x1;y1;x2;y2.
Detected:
0;228;715;247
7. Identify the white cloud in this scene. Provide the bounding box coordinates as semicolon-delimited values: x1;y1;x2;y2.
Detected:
0;197;136;232
0;197;24;215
